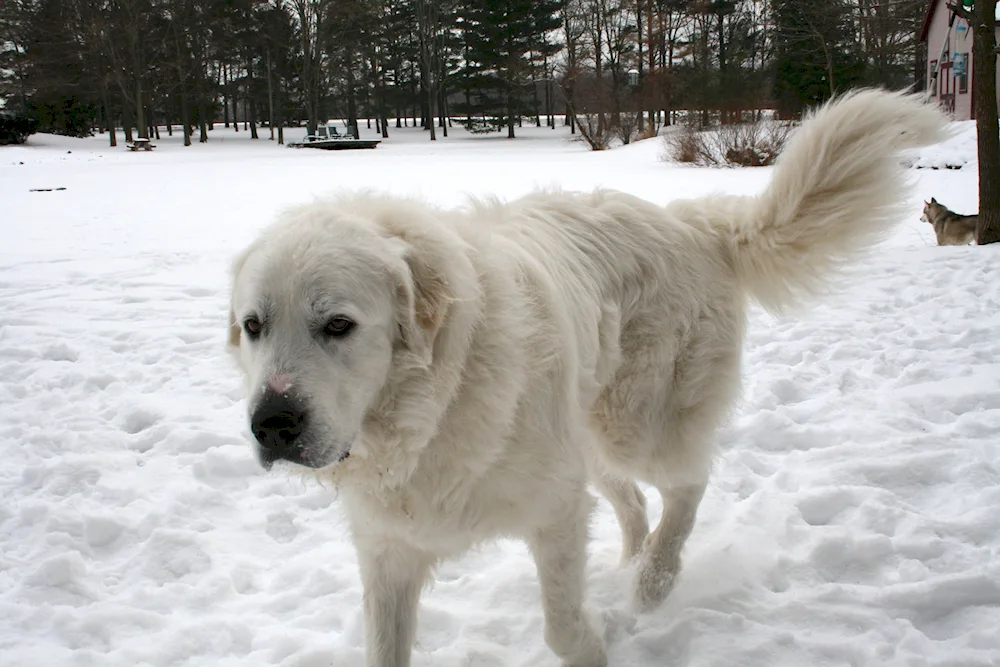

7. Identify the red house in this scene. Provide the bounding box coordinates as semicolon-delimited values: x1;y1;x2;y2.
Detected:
920;0;1000;119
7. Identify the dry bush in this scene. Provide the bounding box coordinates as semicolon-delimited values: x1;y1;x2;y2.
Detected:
615;110;644;145
711;120;792;167
662;123;716;165
571;112;614;151
662;117;793;167
636;126;658;142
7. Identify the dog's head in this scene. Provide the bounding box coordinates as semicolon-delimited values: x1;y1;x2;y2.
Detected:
227;199;453;471
921;197;943;223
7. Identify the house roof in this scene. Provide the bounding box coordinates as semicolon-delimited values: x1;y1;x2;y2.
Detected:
921;0;1000;42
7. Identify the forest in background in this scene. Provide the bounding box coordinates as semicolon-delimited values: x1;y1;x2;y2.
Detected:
0;0;928;146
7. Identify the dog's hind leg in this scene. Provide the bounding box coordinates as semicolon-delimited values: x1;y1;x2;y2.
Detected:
526;488;608;667
633;482;706;612
592;472;648;565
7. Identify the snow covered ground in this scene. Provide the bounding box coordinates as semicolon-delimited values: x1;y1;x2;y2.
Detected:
1;120;998;667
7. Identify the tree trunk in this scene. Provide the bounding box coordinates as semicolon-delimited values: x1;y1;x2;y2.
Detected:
973;0;1000;244
345;51;360;139
507;88;515;138
123;102;134;143
439;87;448;137
296;0;318;137
248;59;259;139
133;73;147;139
179;84;191;146
101;82;117;147
267;51;275;140
506;42;515;138
646;0;654;135
426;82;437;140
532;77;541;126
417;0;437;141
717;11;726;123
130;23;148;140
223;64;230;127
178;62;191;146
544;52;553;128
276;70;284;145
172;24;191;146
198;61;209;143
372;57;389;138
595;14;605;135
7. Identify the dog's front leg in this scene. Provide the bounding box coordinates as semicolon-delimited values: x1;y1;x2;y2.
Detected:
357;540;431;667
527;494;607;667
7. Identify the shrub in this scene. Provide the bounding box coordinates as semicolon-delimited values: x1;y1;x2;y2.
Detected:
0;115;39;145
460;118;501;134
662;123;715;165
573;112;615;151
661;117;793;167
712;120;792;167
27;95;94;138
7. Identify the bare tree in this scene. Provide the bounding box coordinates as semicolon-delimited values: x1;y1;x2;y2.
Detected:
949;1;999;244
416;0;438;140
290;0;326;136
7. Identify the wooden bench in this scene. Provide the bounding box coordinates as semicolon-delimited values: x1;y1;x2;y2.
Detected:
127;138;156;152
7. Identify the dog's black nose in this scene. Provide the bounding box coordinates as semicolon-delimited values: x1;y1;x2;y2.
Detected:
251;391;307;456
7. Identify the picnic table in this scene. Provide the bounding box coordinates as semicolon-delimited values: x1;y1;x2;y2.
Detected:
127;138;156;152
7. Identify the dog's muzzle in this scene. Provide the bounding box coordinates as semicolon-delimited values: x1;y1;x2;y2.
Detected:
251;389;313;469
249;389;351;470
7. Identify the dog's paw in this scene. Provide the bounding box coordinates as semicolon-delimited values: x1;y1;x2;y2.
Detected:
548;612;608;667
633;553;681;613
600;606;638;642
563;643;607;667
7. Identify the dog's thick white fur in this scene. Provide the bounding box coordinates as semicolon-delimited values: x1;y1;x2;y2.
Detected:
227;90;948;667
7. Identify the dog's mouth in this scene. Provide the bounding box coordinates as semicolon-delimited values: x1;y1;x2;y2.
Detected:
258;445;351;472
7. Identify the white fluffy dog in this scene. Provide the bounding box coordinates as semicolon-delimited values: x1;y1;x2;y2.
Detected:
227;90;947;667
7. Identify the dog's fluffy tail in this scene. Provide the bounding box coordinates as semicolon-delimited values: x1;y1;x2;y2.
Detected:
721;88;950;315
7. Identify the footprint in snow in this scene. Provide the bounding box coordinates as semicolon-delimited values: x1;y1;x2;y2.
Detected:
42;343;79;362
119;407;163;434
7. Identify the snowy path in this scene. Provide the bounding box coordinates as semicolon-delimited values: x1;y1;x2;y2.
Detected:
1;125;998;667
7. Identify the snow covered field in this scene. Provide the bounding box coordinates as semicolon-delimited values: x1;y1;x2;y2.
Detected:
1;120;998;667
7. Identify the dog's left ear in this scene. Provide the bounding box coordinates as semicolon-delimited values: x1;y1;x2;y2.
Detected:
226;245;254;355
228;308;241;350
389;237;451;365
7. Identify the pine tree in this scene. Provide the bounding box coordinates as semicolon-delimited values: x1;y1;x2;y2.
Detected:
457;0;561;138
772;0;864;117
22;0;99;136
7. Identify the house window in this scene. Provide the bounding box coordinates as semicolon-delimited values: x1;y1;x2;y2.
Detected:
940;61;951;97
930;60;937;96
955;53;969;94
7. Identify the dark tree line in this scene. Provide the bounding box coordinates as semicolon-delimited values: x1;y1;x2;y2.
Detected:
0;0;932;146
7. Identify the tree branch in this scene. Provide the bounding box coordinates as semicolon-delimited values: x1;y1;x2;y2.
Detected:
946;2;972;22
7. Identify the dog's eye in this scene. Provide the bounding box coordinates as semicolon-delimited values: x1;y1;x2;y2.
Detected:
244;317;262;339
323;317;355;338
